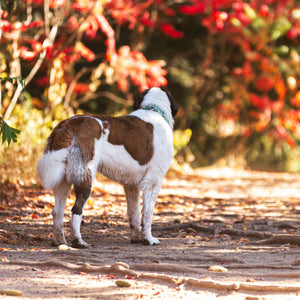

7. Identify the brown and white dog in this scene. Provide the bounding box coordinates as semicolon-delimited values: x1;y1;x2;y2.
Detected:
37;87;178;248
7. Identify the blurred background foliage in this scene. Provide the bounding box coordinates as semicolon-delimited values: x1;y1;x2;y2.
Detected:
1;0;300;182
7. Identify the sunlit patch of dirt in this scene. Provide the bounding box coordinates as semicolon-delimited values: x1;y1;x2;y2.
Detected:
1;168;300;299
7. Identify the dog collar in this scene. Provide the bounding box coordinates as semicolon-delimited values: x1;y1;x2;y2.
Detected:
142;104;170;125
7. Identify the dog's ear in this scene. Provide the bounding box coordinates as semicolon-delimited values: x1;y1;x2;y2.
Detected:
161;88;179;117
134;89;150;110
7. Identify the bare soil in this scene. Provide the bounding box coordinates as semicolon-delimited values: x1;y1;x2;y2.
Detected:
1;167;300;299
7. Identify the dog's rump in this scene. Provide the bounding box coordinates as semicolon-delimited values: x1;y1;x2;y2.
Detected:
37;116;101;190
37;114;156;189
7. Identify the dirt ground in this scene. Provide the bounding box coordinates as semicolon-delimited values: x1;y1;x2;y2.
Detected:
1;167;300;299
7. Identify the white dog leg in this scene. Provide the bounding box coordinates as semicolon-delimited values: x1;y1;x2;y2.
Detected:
70;213;89;248
141;183;161;245
52;180;70;246
70;171;93;248
124;184;141;243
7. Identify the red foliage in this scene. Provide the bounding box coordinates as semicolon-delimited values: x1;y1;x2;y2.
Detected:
73;83;90;94
106;0;154;29
94;13;116;63
179;3;205;15
74;42;95;62
2;0;300;149
0;0;169;103
19;47;37;61
173;0;300;147
115;46;167;92
23;0;66;8
21;20;44;31
287;23;300;39
161;23;184;39
0;20;12;31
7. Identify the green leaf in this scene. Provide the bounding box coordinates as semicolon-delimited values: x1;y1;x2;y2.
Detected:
0;77;26;88
244;6;257;20
6;77;13;84
271;17;291;40
19;79;26;88
0;121;21;147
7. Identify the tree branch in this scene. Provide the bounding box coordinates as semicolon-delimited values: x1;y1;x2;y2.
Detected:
64;67;89;110
4;24;58;120
78;91;133;107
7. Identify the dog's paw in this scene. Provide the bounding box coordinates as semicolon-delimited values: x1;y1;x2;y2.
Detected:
131;230;142;243
71;238;90;249
131;237;142;243
51;236;67;247
142;236;160;246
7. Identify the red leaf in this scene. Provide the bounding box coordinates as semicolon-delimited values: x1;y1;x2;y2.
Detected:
0;20;12;31
19;47;37;61
179;3;205;15
0;9;8;19
79;272;89;276
73;83;90;94
161;23;184;39
74;42;95;62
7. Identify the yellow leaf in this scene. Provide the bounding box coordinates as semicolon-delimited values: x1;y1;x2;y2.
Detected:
0;289;23;296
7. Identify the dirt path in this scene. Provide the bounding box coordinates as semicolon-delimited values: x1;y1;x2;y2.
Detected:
1;167;300;299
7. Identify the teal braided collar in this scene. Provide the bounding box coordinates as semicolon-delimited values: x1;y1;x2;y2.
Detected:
142;104;170;125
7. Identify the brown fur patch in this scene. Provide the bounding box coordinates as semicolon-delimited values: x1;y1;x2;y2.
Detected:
97;115;154;165
47;116;101;164
47;114;154;166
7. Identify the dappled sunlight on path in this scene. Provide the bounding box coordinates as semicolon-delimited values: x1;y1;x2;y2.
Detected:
1;168;300;299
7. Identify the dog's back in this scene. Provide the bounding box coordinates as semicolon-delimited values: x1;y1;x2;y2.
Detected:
37;112;172;189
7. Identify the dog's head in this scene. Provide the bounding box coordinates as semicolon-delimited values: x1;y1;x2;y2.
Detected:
134;87;178;119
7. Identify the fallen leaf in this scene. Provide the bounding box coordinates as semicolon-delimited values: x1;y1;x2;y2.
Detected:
79;272;89;276
115;279;131;287
1;256;9;262
0;289;23;296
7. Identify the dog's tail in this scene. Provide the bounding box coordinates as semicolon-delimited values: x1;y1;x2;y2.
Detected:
37;148;69;190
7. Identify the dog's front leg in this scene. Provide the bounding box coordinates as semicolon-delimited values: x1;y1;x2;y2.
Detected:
52;180;71;246
141;182;161;245
124;184;142;243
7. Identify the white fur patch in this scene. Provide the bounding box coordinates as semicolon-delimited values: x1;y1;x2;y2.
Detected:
37;149;68;189
71;213;83;240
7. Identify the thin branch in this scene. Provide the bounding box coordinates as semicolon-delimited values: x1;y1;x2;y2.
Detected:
44;0;50;36
24;0;33;26
64;67;89;109
78;91;133;107
4;24;58;120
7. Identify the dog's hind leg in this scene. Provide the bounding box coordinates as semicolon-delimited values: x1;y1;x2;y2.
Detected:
70;169;93;248
52;179;71;246
124;184;142;243
141;180;162;245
